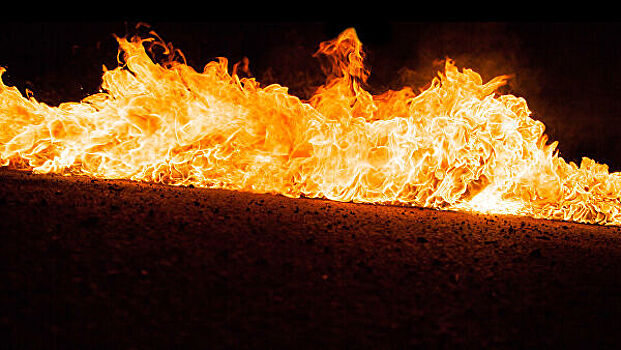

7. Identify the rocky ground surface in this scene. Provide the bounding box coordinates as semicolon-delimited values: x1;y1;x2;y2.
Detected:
2;168;621;349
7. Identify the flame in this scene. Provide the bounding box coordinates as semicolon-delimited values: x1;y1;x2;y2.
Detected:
1;27;620;225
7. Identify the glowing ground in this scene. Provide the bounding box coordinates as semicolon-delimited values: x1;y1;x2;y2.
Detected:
2;168;621;348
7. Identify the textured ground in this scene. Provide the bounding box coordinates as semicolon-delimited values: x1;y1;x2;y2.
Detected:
2;168;621;349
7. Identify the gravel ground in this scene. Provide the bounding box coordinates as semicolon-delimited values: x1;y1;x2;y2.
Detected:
2;168;621;349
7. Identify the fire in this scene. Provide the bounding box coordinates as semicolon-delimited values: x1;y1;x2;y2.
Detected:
1;27;620;225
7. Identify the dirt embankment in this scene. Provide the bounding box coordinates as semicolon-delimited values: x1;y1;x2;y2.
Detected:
2;168;621;348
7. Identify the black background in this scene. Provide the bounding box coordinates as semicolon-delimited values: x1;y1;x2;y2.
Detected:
1;18;620;171
4;10;621;349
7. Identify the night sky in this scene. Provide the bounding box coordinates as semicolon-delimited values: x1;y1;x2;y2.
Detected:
1;20;619;171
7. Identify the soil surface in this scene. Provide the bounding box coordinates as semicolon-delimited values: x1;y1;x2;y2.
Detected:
2;168;621;349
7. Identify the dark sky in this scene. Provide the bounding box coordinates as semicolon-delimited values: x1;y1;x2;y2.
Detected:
0;21;620;171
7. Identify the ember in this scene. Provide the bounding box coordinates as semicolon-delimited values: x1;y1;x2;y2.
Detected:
1;27;620;225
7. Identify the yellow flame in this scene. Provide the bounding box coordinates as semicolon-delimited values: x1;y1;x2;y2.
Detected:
1;28;620;225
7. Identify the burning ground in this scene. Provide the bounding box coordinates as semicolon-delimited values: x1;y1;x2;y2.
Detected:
2;168;621;348
3;23;621;348
1;27;620;225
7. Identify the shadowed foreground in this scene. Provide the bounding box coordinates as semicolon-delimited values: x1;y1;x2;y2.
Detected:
1;168;621;348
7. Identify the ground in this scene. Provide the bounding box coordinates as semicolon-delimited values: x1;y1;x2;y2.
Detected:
2;168;621;348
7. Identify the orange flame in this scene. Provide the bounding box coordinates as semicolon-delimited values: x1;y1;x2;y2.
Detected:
1;28;620;225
